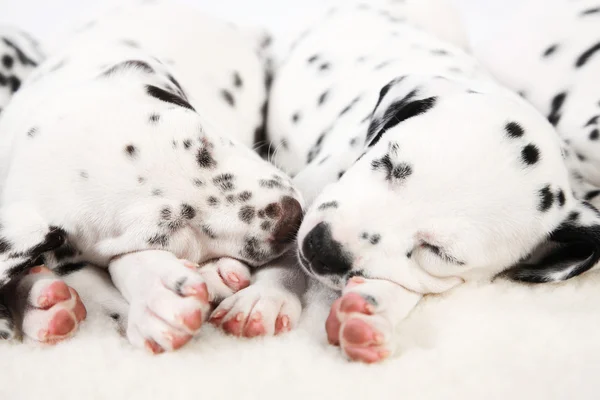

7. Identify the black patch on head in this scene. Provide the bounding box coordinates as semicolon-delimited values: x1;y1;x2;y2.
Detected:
180;204;196;220
146;85;195;111
125;144;137;159
148;233;169;247
505;122;525;138
197;148;216;169
318;90;329;106
221;89;235;107
318;201;339;211
370;234;381;245
239;206;255;224
2;54;13;69
585;190;600;201
590;129;599;140
548;91;567;126
233;72;243;88
207;196;219;206
27;127;38;138
576;42;600;68
371;154;413;182
213;173;234;191
557;189;566;206
521;144;540;165
581;7;600;16
368;93;437;148
542;44;559;57
149;113;160;123
538;185;554;212
292;112;301;123
238;191;252;202
103;60;154;76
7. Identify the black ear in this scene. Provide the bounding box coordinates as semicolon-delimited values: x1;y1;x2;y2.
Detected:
366;76;438;148
502;201;600;283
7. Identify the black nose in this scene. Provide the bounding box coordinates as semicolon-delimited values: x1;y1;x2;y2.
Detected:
301;222;352;275
271;196;303;244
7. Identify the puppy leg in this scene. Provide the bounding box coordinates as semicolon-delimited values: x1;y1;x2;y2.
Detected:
326;278;422;363
210;252;306;337
109;250;250;353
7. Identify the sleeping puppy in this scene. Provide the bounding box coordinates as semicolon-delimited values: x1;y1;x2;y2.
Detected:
0;1;304;353
465;0;600;208
267;0;600;363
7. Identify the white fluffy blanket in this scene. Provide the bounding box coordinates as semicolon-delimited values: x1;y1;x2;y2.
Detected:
4;274;600;400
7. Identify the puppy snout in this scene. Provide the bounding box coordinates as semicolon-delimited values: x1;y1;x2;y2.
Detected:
271;196;303;244
301;222;352;275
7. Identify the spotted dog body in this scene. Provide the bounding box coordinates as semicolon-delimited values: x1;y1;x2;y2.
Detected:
0;2;304;350
468;0;600;207
268;0;600;363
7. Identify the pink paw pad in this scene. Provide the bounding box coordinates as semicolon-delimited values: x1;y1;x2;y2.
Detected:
183;282;209;303
339;293;373;315
39;309;75;340
243;312;266;338
221;312;244;336
181;309;203;331
38;281;71;309
275;315;291;335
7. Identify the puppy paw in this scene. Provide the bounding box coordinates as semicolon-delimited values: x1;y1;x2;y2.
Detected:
198;257;251;302
126;259;210;354
210;285;301;337
17;266;86;344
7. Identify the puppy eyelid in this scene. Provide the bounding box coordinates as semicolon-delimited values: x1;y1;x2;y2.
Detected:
420;242;464;266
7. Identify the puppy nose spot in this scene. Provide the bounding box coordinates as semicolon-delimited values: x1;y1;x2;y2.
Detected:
271;196;303;244
302;222;352;275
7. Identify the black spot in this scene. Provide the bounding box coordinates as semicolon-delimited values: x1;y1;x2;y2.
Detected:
148;233;169;247
590;129;599;140
542;44;559;57
505;122;525;138
149;113;160;123
538;185;554;212
180;204;196;220
521;144;540;165
221;89;235;107
307;54;319;63
581;7;600;17
54;262;87;276
0;236;13;254
125;144;137;158
138;176;146;184
110;313;120;321
213;173;235;191
585;115;599;127
585;190;600;201
369;234;381;245
226;195;235;203
146;85;195;111
360;232;369;240
233;72;243;88
259;179;284;189
239;206;255;224
120;39;140;48
27;127;38;138
160;207;172;220
242;237;263;262
339;96;361;117
557;189;566;207
319;62;330;71
374;60;393;70
192;179;203;187
548;91;567;126
54;241;78;261
196;147;216;169
568;211;580;222
238;191;252;202
151;188;164;197
103;60;154;76
265;203;281;219
2;38;37;67
292;112;301;123
2;54;13;69
201;225;217;239
578;153;587;161
8;76;20;92
431;49;450;56
318;156;330;165
260;221;272;231
318;201;339;210
167;74;185;96
183;139;192;149
338;170;345;179
318;90;329;106
371;154;413;182
576;42;600;68
79;170;89;179
207;196;219;206
258;210;265;219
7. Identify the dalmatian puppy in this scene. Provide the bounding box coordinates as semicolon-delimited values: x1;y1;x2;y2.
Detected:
0;1;305;352
267;0;600;363
0;27;43;115
465;0;600;207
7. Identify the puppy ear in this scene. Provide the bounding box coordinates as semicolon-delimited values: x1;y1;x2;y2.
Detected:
366;76;438;148
502;201;600;283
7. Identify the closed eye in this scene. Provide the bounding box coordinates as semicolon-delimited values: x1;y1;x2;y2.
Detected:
421;242;465;265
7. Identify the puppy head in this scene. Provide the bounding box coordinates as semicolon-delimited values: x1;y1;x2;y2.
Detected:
297;75;600;291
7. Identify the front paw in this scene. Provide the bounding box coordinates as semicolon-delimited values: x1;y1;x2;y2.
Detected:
209;285;301;338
